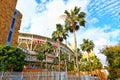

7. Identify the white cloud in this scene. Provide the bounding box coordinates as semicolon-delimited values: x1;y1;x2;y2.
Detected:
89;18;99;24
97;54;107;66
16;0;89;37
41;0;47;3
77;25;119;51
16;0;37;31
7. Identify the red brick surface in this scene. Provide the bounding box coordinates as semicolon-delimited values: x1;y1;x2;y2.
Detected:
0;0;22;46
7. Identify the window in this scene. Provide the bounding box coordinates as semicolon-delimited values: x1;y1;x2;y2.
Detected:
7;31;12;42
14;10;17;16
6;10;18;46
11;18;15;29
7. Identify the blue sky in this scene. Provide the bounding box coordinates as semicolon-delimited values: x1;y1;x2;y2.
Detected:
16;0;120;65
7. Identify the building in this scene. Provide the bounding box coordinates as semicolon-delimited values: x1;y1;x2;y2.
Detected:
18;32;73;70
0;0;22;46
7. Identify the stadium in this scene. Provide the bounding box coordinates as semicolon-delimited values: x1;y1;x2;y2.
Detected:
18;32;73;71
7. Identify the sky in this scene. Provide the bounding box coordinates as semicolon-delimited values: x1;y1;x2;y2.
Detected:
16;0;120;66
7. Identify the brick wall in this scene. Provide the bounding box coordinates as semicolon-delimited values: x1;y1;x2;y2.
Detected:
0;0;22;46
11;11;22;46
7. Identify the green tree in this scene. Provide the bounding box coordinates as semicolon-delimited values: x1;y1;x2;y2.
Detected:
62;6;86;79
91;56;102;70
100;45;120;79
67;61;74;71
60;51;68;72
70;51;76;71
80;58;91;74
53;57;59;71
0;46;26;72
80;39;95;76
90;56;102;78
52;24;68;72
36;41;55;69
80;56;102;77
77;48;82;61
80;39;94;54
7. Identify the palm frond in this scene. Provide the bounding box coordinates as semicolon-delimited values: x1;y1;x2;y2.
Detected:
56;24;63;31
80;39;94;53
79;19;85;27
59;37;63;42
63;6;86;34
78;12;86;18
51;24;68;42
75;25;80;31
69;26;73;33
74;6;80;15
64;10;70;17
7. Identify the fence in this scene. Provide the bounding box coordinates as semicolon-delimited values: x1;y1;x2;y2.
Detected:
0;72;100;80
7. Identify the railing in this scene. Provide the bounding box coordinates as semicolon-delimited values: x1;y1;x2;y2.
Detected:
17;46;31;55
0;72;100;80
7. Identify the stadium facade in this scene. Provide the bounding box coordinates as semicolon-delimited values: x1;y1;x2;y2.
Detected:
18;32;73;70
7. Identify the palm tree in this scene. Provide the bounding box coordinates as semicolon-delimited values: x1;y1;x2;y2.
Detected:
36;41;55;69
60;51;68;72
62;6;86;79
53;57;59;71
77;48;82;61
80;38;95;78
80;58;91;76
80;39;94;54
52;24;68;73
91;56;102;79
70;51;76;71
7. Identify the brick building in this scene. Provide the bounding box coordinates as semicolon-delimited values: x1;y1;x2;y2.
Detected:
0;0;22;46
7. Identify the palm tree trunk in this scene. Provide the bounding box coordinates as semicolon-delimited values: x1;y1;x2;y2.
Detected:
87;52;94;80
40;61;42;69
46;52;48;80
46;52;48;70
65;59;67;73
72;21;80;80
58;38;61;80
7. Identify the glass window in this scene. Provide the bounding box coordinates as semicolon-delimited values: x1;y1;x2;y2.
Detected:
11;18;15;29
7;31;12;42
14;10;17;16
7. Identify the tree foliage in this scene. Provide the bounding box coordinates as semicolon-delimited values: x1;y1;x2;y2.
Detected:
36;41;55;60
0;45;26;72
60;51;68;60
80;58;91;72
80;56;102;72
100;45;120;79
63;6;86;33
52;24;68;42
67;61;74;71
36;41;55;68
80;38;95;53
53;57;59;65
